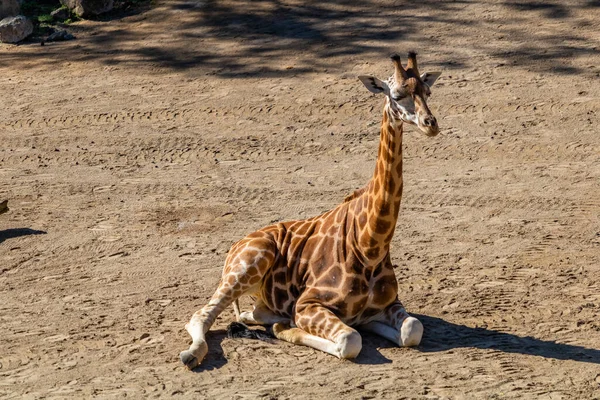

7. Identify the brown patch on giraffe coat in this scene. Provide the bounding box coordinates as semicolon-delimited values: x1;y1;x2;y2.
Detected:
310;253;329;279
365;246;380;259
316;264;343;288
372;263;383;278
319;219;339;234
262;271;274;300
387;178;396;194
290;236;304;250
384;147;395;164
314;290;338;303
273;270;286;283
361;194;368;210
370;274;398;306
373;179;380;194
293;221;311;237
396;161;403;176
289;283;300;299
332;300;348;316
273;286;289;306
256;256;270;272
237;273;251;285
349;297;368;316
347;276;368;296
359;231;379;249
372;218;391;235
248;274;261;285
384;227;396;244
358;212;367;229
378;201;391;217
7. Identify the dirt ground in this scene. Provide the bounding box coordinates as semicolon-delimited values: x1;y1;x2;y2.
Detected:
1;0;599;398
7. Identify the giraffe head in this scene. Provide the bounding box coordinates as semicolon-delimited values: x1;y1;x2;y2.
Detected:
359;52;442;136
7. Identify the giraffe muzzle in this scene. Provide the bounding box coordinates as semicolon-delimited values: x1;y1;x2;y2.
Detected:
420;115;439;136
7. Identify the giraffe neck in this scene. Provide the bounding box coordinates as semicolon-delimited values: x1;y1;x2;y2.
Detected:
354;102;404;264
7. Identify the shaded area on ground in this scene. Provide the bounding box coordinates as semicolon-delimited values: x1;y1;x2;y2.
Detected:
1;0;598;77
418;314;600;364
0;228;47;244
191;330;228;372
187;313;600;372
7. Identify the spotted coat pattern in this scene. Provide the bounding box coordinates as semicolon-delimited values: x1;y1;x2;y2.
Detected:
180;53;439;369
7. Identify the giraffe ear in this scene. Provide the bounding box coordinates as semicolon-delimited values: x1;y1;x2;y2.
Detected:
358;75;389;95
420;71;442;88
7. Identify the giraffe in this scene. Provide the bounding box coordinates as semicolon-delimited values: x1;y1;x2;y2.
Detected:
180;52;442;369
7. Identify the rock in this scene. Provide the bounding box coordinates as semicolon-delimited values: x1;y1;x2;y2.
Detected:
0;200;8;215
59;0;114;18
50;7;70;21
0;15;33;44
45;30;75;42
0;0;20;20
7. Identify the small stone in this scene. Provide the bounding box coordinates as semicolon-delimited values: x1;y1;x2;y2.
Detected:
60;0;114;18
0;15;33;44
50;8;70;21
140;333;150;340
46;30;76;42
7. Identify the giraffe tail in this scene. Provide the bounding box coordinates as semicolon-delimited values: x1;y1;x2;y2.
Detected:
227;321;274;341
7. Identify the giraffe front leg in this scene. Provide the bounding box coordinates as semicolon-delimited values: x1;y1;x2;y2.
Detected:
180;236;277;369
359;301;423;347
179;305;212;369
273;304;362;359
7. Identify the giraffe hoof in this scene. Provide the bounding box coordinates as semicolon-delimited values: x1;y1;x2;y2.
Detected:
400;317;423;347
180;341;208;369
179;350;199;369
337;331;362;359
271;321;290;338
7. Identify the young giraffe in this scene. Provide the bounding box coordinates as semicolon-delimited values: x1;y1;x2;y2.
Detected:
180;52;442;369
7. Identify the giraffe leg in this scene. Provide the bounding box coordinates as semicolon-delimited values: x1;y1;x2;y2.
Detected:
359;301;423;347
179;236;277;369
273;304;362;359
238;299;290;325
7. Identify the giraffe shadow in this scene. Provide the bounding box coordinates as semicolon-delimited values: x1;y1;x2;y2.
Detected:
191;330;228;373
191;314;600;370
353;333;394;365
0;228;47;245
414;314;600;364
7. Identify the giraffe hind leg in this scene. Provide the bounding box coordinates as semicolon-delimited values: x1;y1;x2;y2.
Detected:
180;235;277;369
273;304;362;359
359;301;423;347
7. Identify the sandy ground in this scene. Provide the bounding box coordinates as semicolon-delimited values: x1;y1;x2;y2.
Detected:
1;0;600;398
